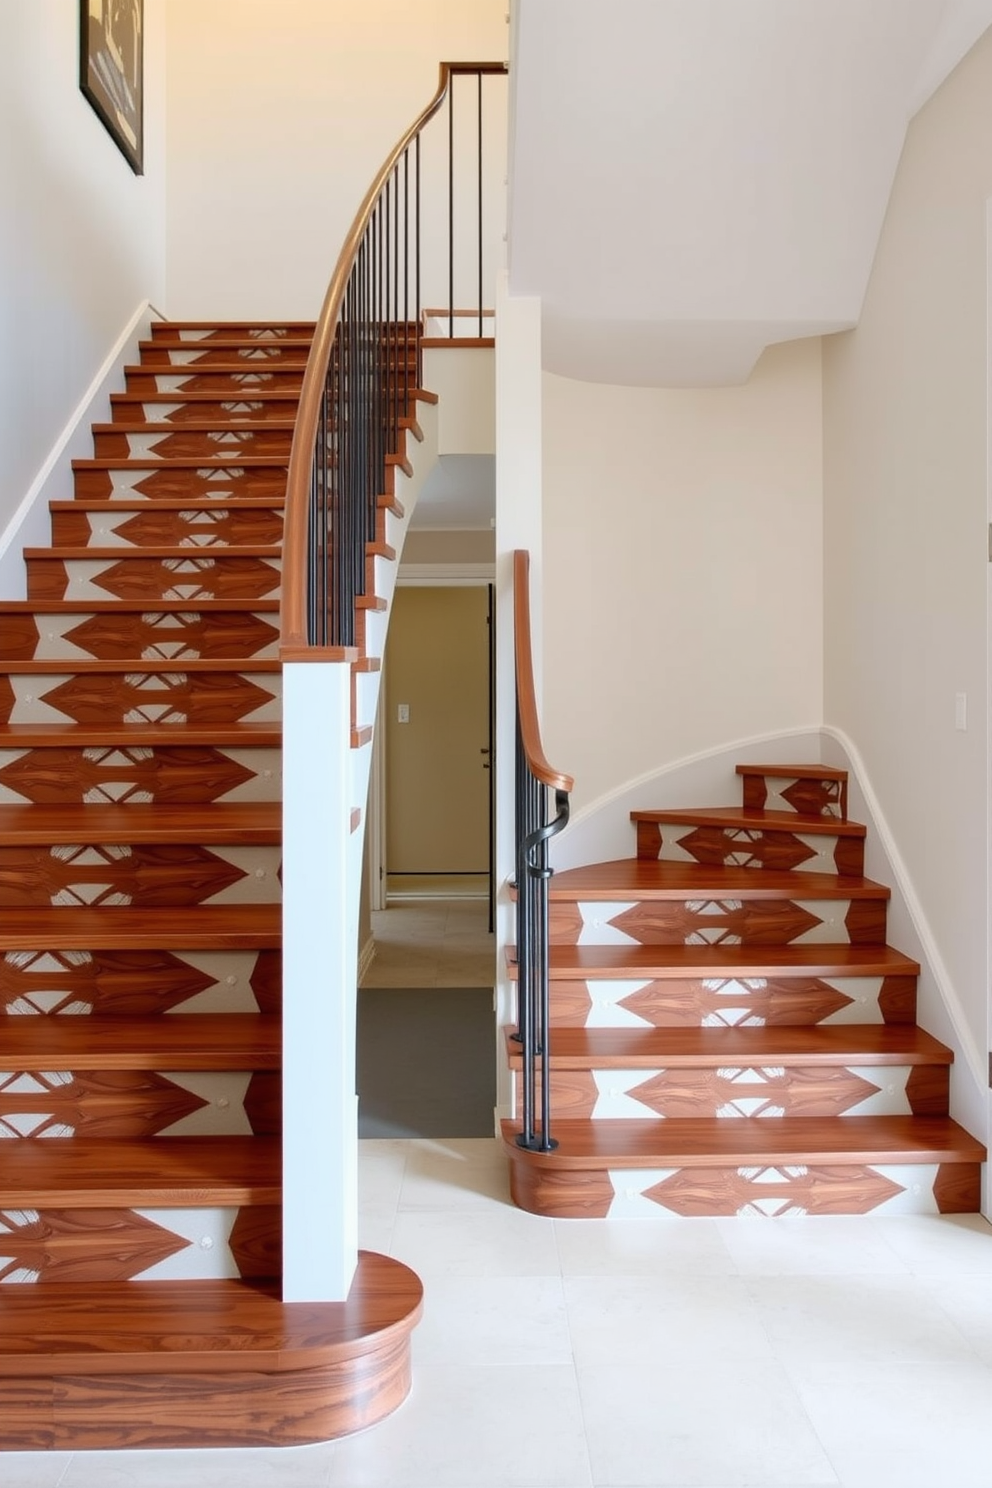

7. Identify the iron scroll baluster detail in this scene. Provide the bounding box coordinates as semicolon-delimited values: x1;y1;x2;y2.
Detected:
514;780;570;1153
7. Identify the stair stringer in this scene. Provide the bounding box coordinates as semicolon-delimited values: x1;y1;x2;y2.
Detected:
280;398;438;1301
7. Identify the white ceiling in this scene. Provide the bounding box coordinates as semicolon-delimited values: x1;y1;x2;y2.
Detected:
508;0;992;385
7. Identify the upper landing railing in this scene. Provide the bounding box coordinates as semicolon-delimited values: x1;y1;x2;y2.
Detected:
280;62;507;656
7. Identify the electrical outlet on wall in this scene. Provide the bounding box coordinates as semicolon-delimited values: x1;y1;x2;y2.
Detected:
397;703;410;724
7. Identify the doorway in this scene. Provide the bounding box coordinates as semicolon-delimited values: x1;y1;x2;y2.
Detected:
358;583;496;1138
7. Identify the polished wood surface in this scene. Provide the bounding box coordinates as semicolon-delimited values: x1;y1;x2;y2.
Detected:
504;1024;952;1068
0;1254;422;1448
550;858;889;900
2;1014;280;1068
0;903;281;949
632;806;865;837
0;1136;282;1207
509;942;921;978
0;801;281;842
501;1115;985;1168
512;551;574;793
0;313;424;1448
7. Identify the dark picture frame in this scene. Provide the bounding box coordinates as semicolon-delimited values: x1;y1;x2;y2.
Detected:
79;0;144;175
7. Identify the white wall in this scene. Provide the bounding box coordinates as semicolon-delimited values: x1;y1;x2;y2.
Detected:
1;1;166;548
541;338;824;817
165;0;508;319
822;28;992;1070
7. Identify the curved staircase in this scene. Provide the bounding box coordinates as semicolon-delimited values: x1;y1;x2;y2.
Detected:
0;321;422;1450
503;763;986;1218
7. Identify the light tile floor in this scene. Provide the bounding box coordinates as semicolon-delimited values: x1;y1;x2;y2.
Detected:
11;1138;992;1488
361;896;495;989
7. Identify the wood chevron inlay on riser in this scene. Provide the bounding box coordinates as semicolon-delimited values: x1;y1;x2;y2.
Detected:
51;507;284;548
507;1159;980;1219
1;947;280;1014
26;554;281;602
139;345;311;367
520;1064;947;1120
0;746;281;804
0;844;281;907
738;771;847;819
553;974;917;1026
73;467;288;501
0;1203;280;1283
1;610;280;661
125;370;305;396
550;897;887;945
93;428;293;460
0;670;280;725
0;1069;278;1139
111;398;301;425
639;821;864;877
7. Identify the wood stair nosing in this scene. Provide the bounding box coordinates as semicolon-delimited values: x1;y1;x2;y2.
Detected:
0;903;282;950
548;859;891;901
0;1135;282;1209
24;544;283;560
0;722;282;746
500;1114;986;1169
70;459;291;473
0;658;281;675
631;806;867;839
0;1258;421;1379
1;1014;281;1070
505;943;922;978
0;800;282;843
51;499;287;512
736;763;849;781
502;1024;954;1069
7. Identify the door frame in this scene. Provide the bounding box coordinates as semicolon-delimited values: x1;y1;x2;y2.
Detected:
367;562;496;910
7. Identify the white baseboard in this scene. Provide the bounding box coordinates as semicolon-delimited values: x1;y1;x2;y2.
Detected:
0;299;164;599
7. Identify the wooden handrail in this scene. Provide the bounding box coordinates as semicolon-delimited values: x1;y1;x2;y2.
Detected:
513;550;575;794
281;61;507;653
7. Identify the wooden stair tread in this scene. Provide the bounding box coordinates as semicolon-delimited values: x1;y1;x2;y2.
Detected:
25;545;282;558
0;801;281;842
50;498;286;511
0;904;282;949
737;763;849;780
503;1024;953;1068
0;658;280;674
507;942;921;978
0;599;280;612
631;806;866;837
71;459;290;471
0;1014;281;1069
111;391;301;404
500;1115;986;1168
123;364;304;376
550;858;889;899
139;338;315;352
0;1136;281;1207
0;721;282;746
150;320;316;332
0;1256;422;1377
91;422;298;433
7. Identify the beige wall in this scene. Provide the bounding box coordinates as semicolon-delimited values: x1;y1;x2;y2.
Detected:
822;31;992;1066
1;0;166;541
165;0;507;319
385;587;490;873
541;338;824;816
402;530;495;565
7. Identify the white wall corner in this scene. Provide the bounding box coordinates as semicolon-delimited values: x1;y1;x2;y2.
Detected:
0;300;163;599
822;726;989;1149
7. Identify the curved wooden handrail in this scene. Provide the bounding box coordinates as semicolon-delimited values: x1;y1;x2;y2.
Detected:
513;550;575;794
281;61;507;653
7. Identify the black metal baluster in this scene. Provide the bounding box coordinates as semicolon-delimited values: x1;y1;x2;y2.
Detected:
403;147;410;419
478;70;483;338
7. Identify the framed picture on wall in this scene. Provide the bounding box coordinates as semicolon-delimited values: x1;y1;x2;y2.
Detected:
79;0;144;175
